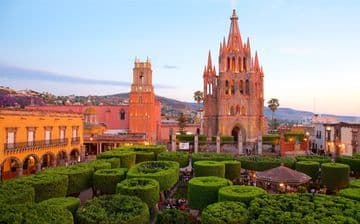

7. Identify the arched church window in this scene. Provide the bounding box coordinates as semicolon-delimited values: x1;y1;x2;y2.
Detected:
227;57;230;71
231;57;236;72
239;80;244;94
245;79;250;95
230;106;235;116
236;105;240;114
225;80;229;95
238;57;242;72
243;57;247;72
241;106;246;115
140;72;144;85
120;109;125;120
230;80;235;95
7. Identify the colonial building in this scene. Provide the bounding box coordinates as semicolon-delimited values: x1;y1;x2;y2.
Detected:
0;109;83;180
203;10;265;144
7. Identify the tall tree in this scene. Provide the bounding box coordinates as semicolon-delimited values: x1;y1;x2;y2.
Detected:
193;91;203;110
177;112;187;134
267;98;280;131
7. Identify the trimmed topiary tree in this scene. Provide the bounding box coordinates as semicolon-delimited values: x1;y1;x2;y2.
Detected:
93;168;127;194
86;160;112;171
76;194;149;224
218;185;267;205
155;208;189;224
222;160;241;180
336;156;360;175
339;188;360;201
193;160;225;177
158;151;189;168
0;181;35;205
135;151;155;164
202;201;248;224
130;145;166;160
9;172;68;202
45;164;94;195
188;176;232;210
296;155;331;164
39;197;80;215
192;152;234;165
295;161;320;180
97;150;136;168
127;161;179;191
238;156;296;171
350;179;360;188
103;157;121;168
321;163;350;191
116;178;160;208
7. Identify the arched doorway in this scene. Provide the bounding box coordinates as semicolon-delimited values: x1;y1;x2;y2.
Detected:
41;152;55;169
1;157;21;180
23;155;39;175
57;151;68;166
70;149;80;163
232;127;240;143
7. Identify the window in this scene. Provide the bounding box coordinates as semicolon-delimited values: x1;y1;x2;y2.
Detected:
231;57;235;72
59;127;66;142
245;79;250;95
230;106;235;116
44;128;52;145
238;57;242;72
72;127;78;139
120;109;126;120
227;57;230;71
230;80;235;95
239;80;244;94
236;105;240;114
27;128;35;146
140;72;144;85
243;57;247;71
6;128;16;149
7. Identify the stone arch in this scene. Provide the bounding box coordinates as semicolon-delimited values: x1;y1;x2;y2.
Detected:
69;148;80;163
1;157;22;180
56;150;68;166
41;152;56;168
231;124;246;144
23;154;40;175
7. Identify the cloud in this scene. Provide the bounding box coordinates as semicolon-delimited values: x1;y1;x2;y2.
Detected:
163;65;178;69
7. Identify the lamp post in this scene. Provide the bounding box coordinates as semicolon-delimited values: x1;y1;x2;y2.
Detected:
305;131;310;154
325;126;331;156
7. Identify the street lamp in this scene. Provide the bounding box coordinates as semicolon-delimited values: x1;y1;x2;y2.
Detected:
326;126;331;155
305;131;310;154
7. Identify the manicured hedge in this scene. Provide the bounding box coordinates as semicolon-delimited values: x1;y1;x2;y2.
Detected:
295;161;320;180
127;161;179;191
158;151;189;168
0;181;35;205
192;152;234;165
9;172;68;202
93;168;127;194
76;194;149;224
97;150;136;168
188;176;232;210
0;204;73;224
193;160;225;177
262;134;280;145
350;179;360;188
86;159;112;171
45;165;94;195
211;135;235;143
296;155;331;164
222;160;241;180
116;178;160;208
237;156;296;171
100;158;121;168
39;197;80;215
135;151;155;164
336;156;360;174
284;132;304;142
218;185;267;205
202;201;248;224
156;208;189;224
339;188;360;201
321;163;350;191
248;194;360;223
130;145;167;160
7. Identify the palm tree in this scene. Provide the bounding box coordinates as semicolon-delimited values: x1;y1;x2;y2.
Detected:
267;98;280;131
193;91;203;110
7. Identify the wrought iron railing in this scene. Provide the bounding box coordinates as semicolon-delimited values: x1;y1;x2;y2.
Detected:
4;138;69;153
71;137;81;145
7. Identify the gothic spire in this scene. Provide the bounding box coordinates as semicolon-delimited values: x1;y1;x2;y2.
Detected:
227;9;243;51
207;50;212;69
254;51;260;71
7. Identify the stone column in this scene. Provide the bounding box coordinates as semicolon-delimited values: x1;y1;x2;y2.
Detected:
17;167;23;177
171;132;177;152
99;142;103;154
238;132;243;155
194;134;199;153
216;135;221;153
258;134;263;155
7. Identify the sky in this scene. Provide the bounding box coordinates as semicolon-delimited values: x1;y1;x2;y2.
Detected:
0;0;359;116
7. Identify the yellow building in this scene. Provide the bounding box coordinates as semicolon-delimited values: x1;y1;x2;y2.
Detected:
0;109;83;180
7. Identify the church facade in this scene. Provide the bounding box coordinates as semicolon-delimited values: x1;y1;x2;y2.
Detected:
203;10;265;144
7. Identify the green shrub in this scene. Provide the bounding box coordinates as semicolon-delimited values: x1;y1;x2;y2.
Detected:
158;151;189;168
296;155;331;164
336;156;360;174
211;135;235;143
116;178;160;208
339;188;360;201
202;201;248;224
222;160;241;180
350;179;360;188
39;197;80;215
284;132;304;142
238;156;296;171
127;161;179;191
218;185;267;205
295;161;320;180
262;134;280;145
86;160;112;171
97;150;136;168
45;164;94;195
248;194;360;223
156;208;190;224
129;145;166;160
93;168;127;194
9;172;68;202
192;152;234;165
99;157;121;168
188;176;232;210
76;194;149;224
321;163;350;191
135;151;155;163
193;160;225;177
0;181;35;205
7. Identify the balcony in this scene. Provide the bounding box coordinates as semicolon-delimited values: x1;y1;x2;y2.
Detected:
4;138;69;153
71;137;81;145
